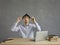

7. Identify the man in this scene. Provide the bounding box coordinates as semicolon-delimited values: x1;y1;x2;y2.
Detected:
11;14;41;39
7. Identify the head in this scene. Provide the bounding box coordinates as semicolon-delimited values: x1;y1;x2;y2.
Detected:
22;14;31;24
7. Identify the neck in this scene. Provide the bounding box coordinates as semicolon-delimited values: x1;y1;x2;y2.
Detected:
24;22;29;25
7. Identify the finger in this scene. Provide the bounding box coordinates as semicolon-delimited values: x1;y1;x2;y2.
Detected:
31;16;35;18
18;16;22;19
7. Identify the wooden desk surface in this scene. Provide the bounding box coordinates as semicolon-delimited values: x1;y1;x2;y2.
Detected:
0;38;60;45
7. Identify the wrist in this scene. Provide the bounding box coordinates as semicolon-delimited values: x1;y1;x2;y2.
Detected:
33;20;36;23
16;21;19;24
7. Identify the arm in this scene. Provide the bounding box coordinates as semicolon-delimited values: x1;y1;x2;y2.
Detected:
11;22;26;38
11;16;22;32
11;16;27;38
33;21;41;31
11;22;20;32
31;16;41;31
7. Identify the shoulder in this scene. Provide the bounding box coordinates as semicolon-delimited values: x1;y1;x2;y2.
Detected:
17;24;22;27
29;23;33;25
29;23;35;26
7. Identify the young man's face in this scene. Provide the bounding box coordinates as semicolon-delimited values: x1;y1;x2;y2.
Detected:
23;16;30;23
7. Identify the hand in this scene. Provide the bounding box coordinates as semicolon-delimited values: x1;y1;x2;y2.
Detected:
31;16;36;23
16;16;22;23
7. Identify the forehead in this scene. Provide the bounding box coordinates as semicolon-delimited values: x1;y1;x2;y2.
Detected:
24;16;30;18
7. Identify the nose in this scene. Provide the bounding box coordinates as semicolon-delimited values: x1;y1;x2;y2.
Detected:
25;19;27;21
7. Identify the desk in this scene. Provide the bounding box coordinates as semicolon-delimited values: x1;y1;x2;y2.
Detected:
0;38;60;45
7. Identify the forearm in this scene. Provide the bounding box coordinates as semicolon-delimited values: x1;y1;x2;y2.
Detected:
11;22;19;32
34;21;41;31
11;16;21;32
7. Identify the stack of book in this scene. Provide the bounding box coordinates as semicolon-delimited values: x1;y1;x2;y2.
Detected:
47;35;59;41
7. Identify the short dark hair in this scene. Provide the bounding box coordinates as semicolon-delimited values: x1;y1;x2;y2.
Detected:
22;14;31;19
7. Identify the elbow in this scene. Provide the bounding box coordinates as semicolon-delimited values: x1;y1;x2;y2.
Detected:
38;28;41;31
38;26;41;31
39;28;41;31
11;27;16;32
11;28;15;32
11;28;18;32
39;27;41;31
